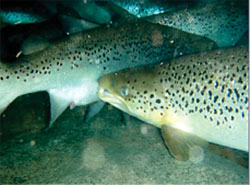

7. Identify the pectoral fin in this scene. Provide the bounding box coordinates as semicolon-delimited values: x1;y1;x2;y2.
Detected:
84;101;105;122
48;89;72;128
161;124;208;161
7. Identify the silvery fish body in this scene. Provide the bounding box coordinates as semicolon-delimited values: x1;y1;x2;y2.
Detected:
0;1;52;25
145;0;248;47
111;0;190;18
0;10;47;25
98;46;248;160
0;21;217;125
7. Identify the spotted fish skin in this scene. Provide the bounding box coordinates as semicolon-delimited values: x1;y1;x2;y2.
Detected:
0;21;217;123
98;46;248;152
145;0;248;47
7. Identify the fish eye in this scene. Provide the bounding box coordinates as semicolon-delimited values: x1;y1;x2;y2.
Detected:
120;86;129;96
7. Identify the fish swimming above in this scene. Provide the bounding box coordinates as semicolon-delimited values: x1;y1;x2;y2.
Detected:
110;0;191;18
0;1;52;25
144;0;248;47
98;46;248;161
0;21;217;127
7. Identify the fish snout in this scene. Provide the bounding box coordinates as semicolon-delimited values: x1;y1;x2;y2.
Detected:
98;86;110;99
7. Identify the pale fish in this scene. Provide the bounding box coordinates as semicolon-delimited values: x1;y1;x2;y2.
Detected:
98;46;248;161
110;0;191;18
0;1;52;25
0;21;217;127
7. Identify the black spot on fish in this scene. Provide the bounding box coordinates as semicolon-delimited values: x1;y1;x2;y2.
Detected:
196;98;200;103
191;98;194;104
195;84;200;92
217;121;220;126
238;77;243;84
242;112;245;118
221;85;225;92
156;99;161;104
213;95;219;103
189;109;194;113
227;89;232;97
214;81;218;88
208;90;212;99
201;86;207;95
234;89;240;101
221;97;225;103
165;89;170;95
206;106;210;112
244;97;248;104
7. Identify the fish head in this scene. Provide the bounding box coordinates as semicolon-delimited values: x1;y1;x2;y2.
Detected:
98;69;134;115
98;65;167;126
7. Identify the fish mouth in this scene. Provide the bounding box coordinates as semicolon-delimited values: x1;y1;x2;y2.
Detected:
98;87;130;113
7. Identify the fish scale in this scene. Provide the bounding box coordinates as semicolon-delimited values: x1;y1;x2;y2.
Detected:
98;46;248;155
0;21;217;125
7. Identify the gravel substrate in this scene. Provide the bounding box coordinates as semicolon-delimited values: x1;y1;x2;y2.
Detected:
0;99;248;184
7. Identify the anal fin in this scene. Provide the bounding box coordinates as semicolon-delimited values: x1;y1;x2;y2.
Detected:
161;124;208;162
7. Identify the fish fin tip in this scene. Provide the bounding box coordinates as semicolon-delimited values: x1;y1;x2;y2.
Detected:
105;1;138;24
84;101;105;122
58;15;100;35
0;93;19;116
0;107;6;115
48;90;72;128
161;124;208;161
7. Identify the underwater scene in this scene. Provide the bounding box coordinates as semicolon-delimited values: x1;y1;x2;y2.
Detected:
0;0;249;184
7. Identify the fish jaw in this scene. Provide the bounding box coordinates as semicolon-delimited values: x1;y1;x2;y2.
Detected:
98;84;130;115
